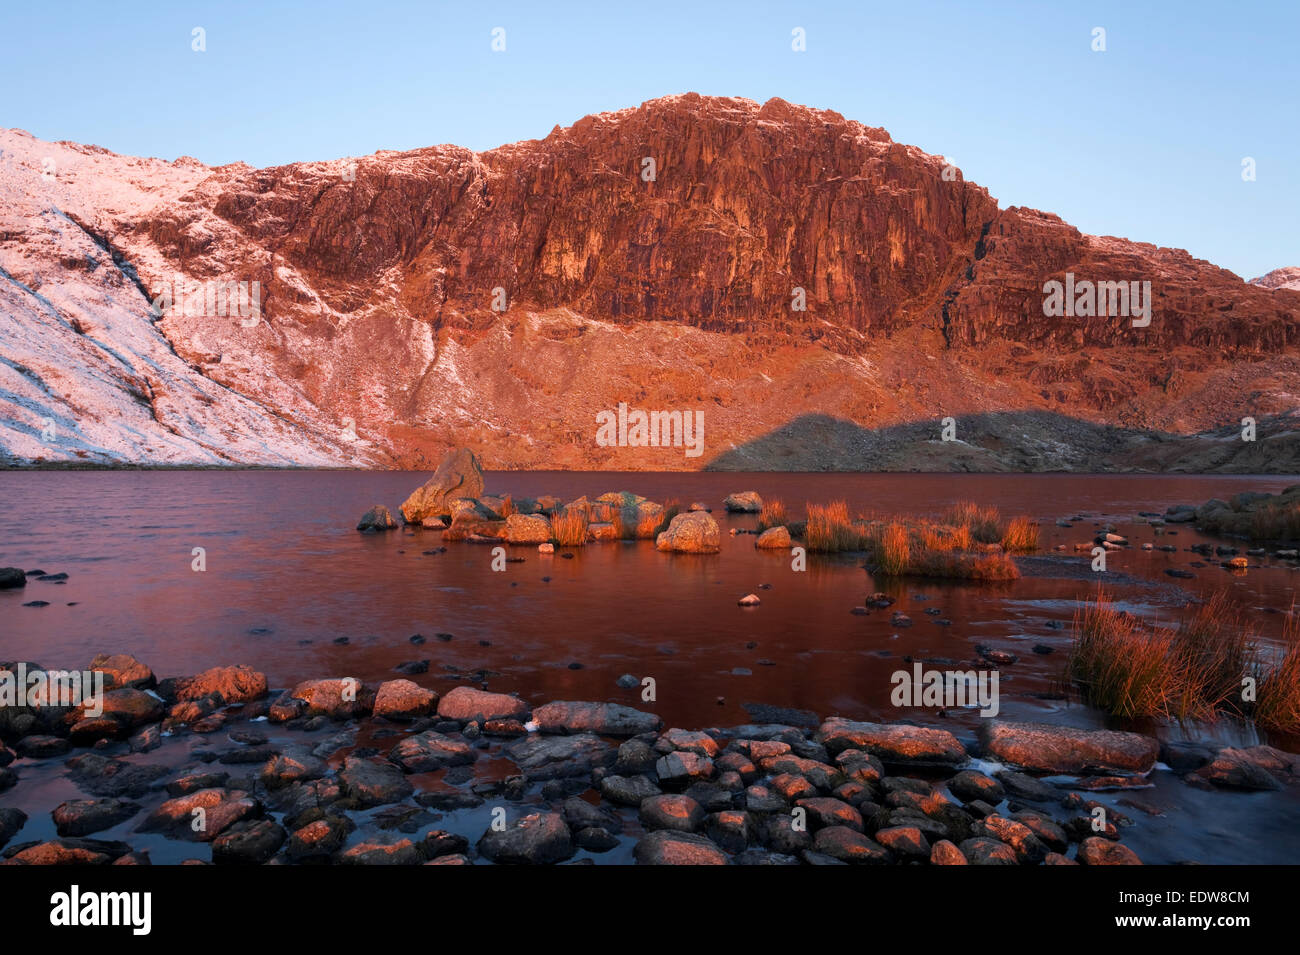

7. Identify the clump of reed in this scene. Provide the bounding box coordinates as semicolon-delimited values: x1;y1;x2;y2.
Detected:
757;498;789;532
1000;515;1040;553
550;506;589;546
1255;611;1300;733
805;500;867;552
1066;589;1300;731
878;522;910;575
944;500;1003;544
498;494;515;519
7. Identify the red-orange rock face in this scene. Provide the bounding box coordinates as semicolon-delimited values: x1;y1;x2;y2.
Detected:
2;94;1298;470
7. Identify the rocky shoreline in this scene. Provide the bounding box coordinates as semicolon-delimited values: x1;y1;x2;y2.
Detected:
2;656;1297;866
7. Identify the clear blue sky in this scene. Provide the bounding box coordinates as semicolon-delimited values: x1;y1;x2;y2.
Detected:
3;0;1296;279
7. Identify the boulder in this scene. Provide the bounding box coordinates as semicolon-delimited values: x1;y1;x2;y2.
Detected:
211;819;287;864
290;678;373;719
51;798;142;837
1077;837;1142;865
633;830;729;865
639;794;706;832
372;679;437;720
504;733;614;779
356;505;397;531
819;718;966;766
87;653;154;690
436;686;529;722
724;491;763;513
478;811;574;864
812;826;892;863
655;511;721;554
78;687;163;729
531;700;662;737
338;839;424;865
1191;747;1288;790
388;732;476;773
168;665;268;704
979;721;1158;775
505;513;551;544
339;757;413;807
755;526;791;549
0;568;27;589
400;448;486;524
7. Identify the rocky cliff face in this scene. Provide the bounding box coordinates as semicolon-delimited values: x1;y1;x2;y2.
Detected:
2;94;1298;470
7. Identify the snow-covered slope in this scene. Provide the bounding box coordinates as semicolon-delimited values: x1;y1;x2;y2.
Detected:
0;129;374;466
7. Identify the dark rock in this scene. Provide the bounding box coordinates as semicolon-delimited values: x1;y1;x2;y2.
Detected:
478;811;574;864
51;798;141;837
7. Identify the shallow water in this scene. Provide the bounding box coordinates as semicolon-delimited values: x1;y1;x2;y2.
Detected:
1;470;1298;863
2;470;1298;731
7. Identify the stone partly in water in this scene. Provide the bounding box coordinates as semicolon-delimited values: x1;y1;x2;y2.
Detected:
477;811;574;865
504;513;551;544
400;448;486;524
0;568;27;589
167;665;268;705
436;686;529;723
819;718;967;766
356;505;397;531
530;700;662;737
633;830;729;865
724;491;763;513
372;679;437;720
979;721;1158;776
755;526;791;549
655;511;721;554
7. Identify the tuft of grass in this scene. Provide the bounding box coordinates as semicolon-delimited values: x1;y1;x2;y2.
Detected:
1000;516;1040;553
1067;589;1299;730
1255;611;1300;733
499;494;515;519
805;501;859;552
1066;592;1176;718
1168;591;1253;719
757;498;788;532
551;507;589;546
879;522;910;575
1247;499;1300;539
944;501;1003;544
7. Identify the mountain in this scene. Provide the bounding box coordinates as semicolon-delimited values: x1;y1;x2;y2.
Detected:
3;94;1298;470
1251;267;1300;292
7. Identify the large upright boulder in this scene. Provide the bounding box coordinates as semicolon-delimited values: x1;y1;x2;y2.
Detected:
655;511;721;554
400;449;485;524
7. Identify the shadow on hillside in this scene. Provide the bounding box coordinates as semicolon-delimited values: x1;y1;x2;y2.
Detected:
702;411;1300;473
